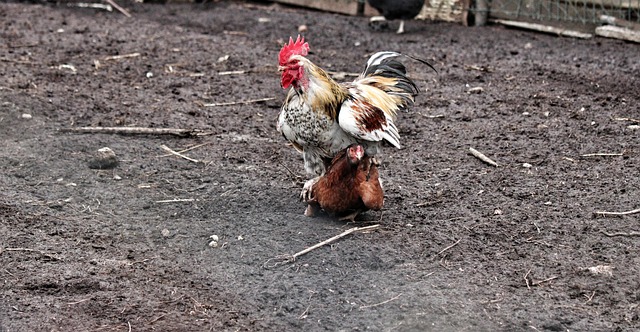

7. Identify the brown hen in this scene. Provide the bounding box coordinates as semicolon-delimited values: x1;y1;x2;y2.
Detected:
304;144;384;221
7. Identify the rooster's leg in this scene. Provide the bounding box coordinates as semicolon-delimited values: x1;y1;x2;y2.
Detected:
300;176;320;202
397;20;406;34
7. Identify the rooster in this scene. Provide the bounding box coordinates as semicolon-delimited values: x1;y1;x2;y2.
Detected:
304;144;383;221
277;35;433;199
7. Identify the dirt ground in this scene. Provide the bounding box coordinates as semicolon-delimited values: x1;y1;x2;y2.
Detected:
1;1;639;331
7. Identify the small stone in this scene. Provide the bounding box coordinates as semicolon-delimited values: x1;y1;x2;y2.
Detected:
161;229;170;237
494;209;502;215
113;174;122;180
88;147;118;170
237;235;244;241
298;24;307;33
628;125;639;130
146;72;153;78
258;17;270;23
21;113;32;119
587;265;614;277
208;235;219;247
522;163;532;168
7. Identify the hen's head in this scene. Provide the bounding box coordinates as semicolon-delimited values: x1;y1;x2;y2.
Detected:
346;144;365;165
278;35;309;89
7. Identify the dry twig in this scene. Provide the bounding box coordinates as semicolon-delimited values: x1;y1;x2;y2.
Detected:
600;230;640;237
359;293;403;310
614;117;640;123
581;152;624;157
157;142;212;158
524;268;532;290
60;126;209;137
218;70;247;76
104;53;140;61
437;238;461;256
595;208;640;216
160;145;201;163
202;97;275;107
155;198;196;203
104;0;131;17
1;247;60;260
264;225;380;267
469;147;499;167
531;276;558;286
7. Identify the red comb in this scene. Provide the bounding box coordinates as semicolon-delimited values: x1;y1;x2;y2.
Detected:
278;35;309;65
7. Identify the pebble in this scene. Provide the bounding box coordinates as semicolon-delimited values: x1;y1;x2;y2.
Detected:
209;235;219;247
21;113;32;119
88;147;118;170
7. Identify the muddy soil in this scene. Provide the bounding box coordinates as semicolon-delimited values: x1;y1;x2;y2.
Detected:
1;1;639;331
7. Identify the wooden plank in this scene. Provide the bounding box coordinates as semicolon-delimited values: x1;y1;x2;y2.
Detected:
596;25;640;42
494;19;594;38
600;14;640;30
273;0;377;16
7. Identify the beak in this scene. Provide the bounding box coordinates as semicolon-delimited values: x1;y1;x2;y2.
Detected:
278;65;286;72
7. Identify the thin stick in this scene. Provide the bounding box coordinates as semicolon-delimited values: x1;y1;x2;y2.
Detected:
157;142;212;158
279;161;304;180
69;3;112;11
359;293;403;310
614;117;640;123
127;321;132;332
218;70;246;76
149;313;169;324
263;225;380;268
524;268;532;290
469;147;499;167
104;0;131;17
1;247;60;260
585;290;596;303
66;298;91;305
595;208;640;216
531;276;558;286
298;293;314;320
292;225;380;260
600;230;640;237
437;238;461;256
581;152;624;157
60;126;209;137
202;97;275;107
160;145;200;163
155;198;196;203
104;53;140;61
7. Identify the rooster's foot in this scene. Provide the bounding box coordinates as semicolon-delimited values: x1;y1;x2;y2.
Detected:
304;203;320;217
300;176;320;202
